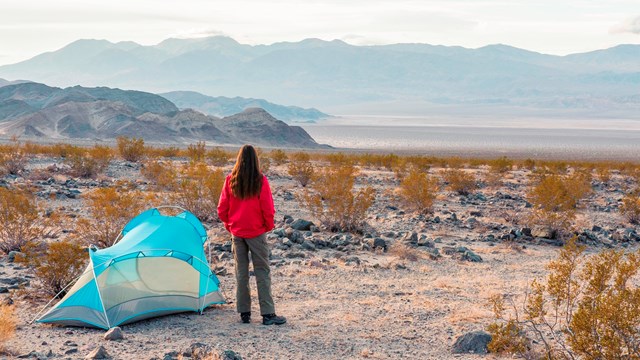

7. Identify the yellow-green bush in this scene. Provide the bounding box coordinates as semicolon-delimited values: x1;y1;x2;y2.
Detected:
17;240;86;297
621;189;640;224
270;149;288;165
442;168;477;195
288;152;314;187
64;145;113;178
75;187;147;247
169;162;225;222
206;146;230;166
141;160;177;190
0;188;49;254
487;238;640;359
398;168;439;214
117;136;145;162
187;141;207;163
0;304;15;354
0;141;28;175
301;164;375;232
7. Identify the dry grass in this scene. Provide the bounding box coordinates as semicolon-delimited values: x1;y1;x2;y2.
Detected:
0;304;15;354
388;242;421;262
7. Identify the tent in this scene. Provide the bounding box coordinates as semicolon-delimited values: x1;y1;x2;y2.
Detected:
36;207;225;329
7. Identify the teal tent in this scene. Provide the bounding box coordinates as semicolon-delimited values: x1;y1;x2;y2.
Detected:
36;208;224;329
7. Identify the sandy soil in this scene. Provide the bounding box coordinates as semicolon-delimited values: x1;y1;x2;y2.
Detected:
1;157;638;359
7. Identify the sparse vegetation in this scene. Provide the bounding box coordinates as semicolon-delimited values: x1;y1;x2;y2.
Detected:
75;187;148;247
207;146;230;166
301;164;375;232
0;140;28;175
621;189;640;224
442;168;477;195
16;240;87;297
187;141;207;163
288;152;315;187
0;304;15;354
141;160;178;190
398;168;439;214
487;238;640;359
388;242;421;261
0;188;50;254
117;136;145;162
64;145;113;178
270;149;288;165
170;162;225;222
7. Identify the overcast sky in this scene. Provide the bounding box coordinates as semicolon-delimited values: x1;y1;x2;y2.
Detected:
1;0;639;65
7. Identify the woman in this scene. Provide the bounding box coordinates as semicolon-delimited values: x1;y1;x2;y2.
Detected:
217;144;286;325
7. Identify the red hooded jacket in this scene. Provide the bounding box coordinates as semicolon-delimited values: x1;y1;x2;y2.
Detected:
217;174;275;238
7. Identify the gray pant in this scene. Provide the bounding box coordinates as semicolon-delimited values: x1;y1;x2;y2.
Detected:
232;233;275;315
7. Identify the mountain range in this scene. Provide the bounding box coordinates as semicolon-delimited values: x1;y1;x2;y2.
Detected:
0;82;324;148
0;36;638;117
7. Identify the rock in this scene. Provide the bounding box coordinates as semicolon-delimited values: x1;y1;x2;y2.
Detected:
432;216;441;223
402;232;418;244
219;350;243;360
290;219;315;231
469;210;483;217
17;350;53;359
7;251;20;262
283;215;294;224
103;326;123;341
520;227;532;237
461;250;483;263
285;251;306;259
372;238;387;252
451;331;492;354
85;345;111;359
301;240;316;251
592;225;603;232
531;225;553;239
424;247;441;260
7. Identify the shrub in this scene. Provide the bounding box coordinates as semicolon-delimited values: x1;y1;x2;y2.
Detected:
187;141;207;163
398;168;439;214
487;238;640;359
0;304;15;354
141;160;177;190
207;146;230;166
301;164;375;232
621;189;640;224
146;145;180;159
117;136;145;162
49;143;83;158
442;168;477;195
527;173;591;236
169;162;225;222
64;145;113;178
388;242;421;261
16;240;86;297
75;187;147;247
595;166;612;184
489;156;513;173
270;149;288;165
0;141;28;175
260;155;271;174
0;188;49;254
522;158;536;170
288;152;314;187
392;158;409;181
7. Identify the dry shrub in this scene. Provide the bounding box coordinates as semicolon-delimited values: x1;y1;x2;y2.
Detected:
489;156;513;174
442;168;477;195
487;238;640;359
398;168;439;214
392;158;409;181
16;240;86;297
522;158;536;170
207;146;230;166
170;162;224;222
0;141;28;175
146;145;180;159
301;164;375;232
388;242;421;261
260;155;271;174
527;173;592;237
49;143;83;158
187;141;207;162
595;166;612;184
0;188;50;254
621;189;640;224
117;136;145;162
64;145;113;178
75;187;147;247
325;152;353;166
288;152;314;187
0;304;15;354
270;149;288;165
483;170;503;188
141;160;177;190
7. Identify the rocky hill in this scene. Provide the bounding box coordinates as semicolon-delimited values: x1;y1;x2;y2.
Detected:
0;82;325;148
160;91;329;123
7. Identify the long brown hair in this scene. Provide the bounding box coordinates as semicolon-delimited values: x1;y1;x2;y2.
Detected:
230;144;263;199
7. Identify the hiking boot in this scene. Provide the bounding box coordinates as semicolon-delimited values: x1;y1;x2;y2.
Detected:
262;313;287;325
240;312;251;324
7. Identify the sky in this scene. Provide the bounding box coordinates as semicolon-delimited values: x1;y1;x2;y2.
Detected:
0;0;639;65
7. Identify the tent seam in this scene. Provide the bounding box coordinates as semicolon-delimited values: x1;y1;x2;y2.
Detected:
90;256;111;329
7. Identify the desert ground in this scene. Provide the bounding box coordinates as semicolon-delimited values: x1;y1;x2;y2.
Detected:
1;146;639;359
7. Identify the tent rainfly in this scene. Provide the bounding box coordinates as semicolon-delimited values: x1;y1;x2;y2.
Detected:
36;208;224;329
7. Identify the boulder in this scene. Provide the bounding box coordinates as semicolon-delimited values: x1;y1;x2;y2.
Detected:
451;331;492;354
531;225;553;239
290;219;315;231
372;238;387;252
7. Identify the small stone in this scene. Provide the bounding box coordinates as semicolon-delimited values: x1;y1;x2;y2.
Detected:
372;238;387;252
290;219;315;231
531;225;553;239
104;326;124;341
85;345;111;359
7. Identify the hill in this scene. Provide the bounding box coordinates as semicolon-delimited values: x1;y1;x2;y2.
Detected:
0;82;325;148
0;37;638;116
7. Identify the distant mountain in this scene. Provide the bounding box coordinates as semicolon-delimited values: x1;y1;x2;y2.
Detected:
0;37;638;116
0;78;31;88
0;82;325;148
160;91;329;122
